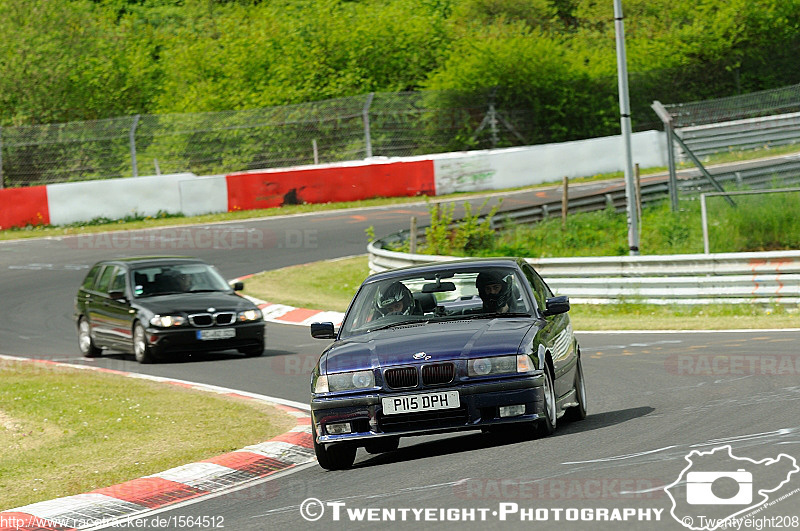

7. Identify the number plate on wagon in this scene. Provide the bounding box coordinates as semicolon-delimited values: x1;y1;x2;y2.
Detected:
197;328;236;340
382;391;460;415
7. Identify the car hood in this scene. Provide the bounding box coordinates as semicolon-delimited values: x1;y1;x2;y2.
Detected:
133;292;255;314
321;318;535;373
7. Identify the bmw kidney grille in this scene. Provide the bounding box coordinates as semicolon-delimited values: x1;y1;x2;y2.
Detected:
188;312;236;327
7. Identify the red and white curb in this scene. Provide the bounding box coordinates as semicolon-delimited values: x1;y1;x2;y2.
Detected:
0;355;314;531
238;293;345;328
257;301;344;328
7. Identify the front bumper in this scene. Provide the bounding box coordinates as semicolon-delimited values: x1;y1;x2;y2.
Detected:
144;321;265;355
311;373;546;445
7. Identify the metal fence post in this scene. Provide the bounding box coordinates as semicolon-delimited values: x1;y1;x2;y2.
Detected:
651;101;679;211
363;93;374;159
700;193;710;254
664;124;678;210
130;114;140;178
488;88;499;148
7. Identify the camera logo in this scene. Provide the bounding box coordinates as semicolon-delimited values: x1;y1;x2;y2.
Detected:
686;469;752;505
664;444;798;531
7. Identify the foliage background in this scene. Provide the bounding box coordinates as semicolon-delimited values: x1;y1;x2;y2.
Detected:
2;0;800;140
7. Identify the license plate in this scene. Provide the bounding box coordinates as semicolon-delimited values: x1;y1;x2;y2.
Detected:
382;391;460;415
197;328;236;340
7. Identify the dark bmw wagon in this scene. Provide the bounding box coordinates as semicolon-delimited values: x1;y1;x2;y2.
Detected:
75;256;265;363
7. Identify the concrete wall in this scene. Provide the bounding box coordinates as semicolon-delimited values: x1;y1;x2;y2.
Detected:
432;130;666;195
0;130;667;229
45;173;227;226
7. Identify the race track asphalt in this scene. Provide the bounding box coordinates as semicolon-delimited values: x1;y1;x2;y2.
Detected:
1;183;799;530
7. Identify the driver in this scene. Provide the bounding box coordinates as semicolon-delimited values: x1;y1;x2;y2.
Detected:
476;271;514;313
176;273;193;292
374;281;414;317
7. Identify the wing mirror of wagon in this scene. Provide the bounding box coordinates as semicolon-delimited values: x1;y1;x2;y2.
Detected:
311;322;336;339
542;296;570;316
230;281;244;291
108;290;127;302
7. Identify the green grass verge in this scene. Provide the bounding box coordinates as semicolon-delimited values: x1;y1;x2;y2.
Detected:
242;255;799;330
0;359;296;510
243;255;369;312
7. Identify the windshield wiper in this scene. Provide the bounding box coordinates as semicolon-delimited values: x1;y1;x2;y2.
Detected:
187;289;221;293
366;319;428;333
470;312;531;319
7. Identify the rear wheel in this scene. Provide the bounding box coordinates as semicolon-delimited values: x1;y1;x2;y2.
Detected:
364;437;399;454
537;364;557;437
133;323;156;364
78;318;101;358
566;357;587;421
314;436;357;470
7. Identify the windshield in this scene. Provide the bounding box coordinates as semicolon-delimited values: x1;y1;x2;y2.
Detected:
340;267;532;338
131;263;232;297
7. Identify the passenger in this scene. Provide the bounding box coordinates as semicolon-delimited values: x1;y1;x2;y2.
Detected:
175;272;193;292
476;271;514;313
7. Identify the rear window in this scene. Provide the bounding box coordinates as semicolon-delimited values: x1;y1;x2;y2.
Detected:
95;266;116;293
81;264;102;290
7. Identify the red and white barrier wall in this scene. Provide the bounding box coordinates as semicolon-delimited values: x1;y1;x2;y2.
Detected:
0;131;666;230
225;158;435;210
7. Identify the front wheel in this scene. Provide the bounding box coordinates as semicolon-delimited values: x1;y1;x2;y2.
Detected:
566;356;587;421
133;323;156;364
314;436;357;470
537;365;557;437
78;318;101;358
239;342;264;357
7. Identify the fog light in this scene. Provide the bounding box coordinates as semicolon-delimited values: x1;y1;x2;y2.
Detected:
499;404;525;417
326;422;352;435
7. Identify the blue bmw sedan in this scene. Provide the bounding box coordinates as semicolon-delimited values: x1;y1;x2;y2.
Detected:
309;258;587;470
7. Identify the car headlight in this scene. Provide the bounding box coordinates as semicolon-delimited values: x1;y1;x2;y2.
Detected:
469;355;531;376
238;309;263;322
314;374;329;393
316;370;375;393
150;314;186;327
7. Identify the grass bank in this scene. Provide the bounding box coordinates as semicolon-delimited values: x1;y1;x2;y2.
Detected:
242;256;799;330
0;359;295;510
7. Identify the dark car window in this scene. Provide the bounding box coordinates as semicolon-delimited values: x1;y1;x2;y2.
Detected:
109;268;127;293
522;263;553;310
95;265;116;294
340;267;533;338
82;264;102;290
131;263;232;297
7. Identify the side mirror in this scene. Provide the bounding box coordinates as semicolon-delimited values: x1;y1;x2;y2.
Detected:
542;296;570;316
231;281;244;291
311;322;336;339
108;290;127;302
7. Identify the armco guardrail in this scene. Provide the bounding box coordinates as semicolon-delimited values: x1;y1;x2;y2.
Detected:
676;112;800;160
487;158;800;228
677;157;800;195
368;240;800;305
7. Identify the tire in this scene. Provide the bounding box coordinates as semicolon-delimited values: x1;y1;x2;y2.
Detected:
364;437;399;454
537;363;557;437
133;323;156;364
566;356;587;421
239;342;264;357
314;436;357;470
78;318;102;358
